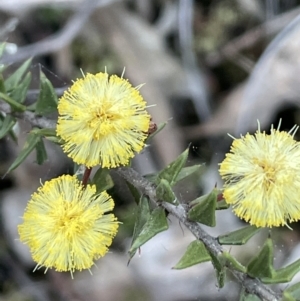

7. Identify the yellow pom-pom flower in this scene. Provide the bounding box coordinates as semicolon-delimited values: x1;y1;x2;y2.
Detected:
219;122;300;228
18;175;119;276
56;72;151;168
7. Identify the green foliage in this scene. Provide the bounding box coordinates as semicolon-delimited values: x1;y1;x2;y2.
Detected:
156;147;189;186
187;188;217;226
0;114;16;139
247;238;275;278
218;225;261;245
4;58;32;92
156;179;178;204
35;71;58;114
173;240;211;269
129;206;169;260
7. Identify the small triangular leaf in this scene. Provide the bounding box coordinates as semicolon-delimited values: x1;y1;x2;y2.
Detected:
129;207;168;259
218;225;261;245
219;251;246;273
156;147;189;186
174;164;204;184
35;138;47;165
261;259;300;284
35;71;58;115
0;114;15;139
216;199;230;210
92;167;114;193
283;282;300;301
129;196;151;260
5;58;32;91
9;71;31;103
156;179;178;204
173;240;211;269
5;131;40;175
247;238;275;278
188;188;217;226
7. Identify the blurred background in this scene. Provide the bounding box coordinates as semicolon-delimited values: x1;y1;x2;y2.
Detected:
1;0;300;300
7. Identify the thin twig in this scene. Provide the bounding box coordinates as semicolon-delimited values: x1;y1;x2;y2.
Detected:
0;0;120;64
116;166;280;301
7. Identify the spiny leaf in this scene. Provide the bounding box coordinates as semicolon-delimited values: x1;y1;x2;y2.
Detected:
129;196;151;260
156;147;189;186
173;240;211;269
129;207;168;259
175;164;204;184
9;71;31;103
4;58;32;91
219;251;246;273
35;71;58;115
156;179;178;204
261;259;300;284
188;188;217;227
218;225;261;245
247;238;275;278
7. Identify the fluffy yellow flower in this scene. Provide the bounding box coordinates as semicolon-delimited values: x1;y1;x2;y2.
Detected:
56;72;150;168
18;175;119;276
219;123;300;228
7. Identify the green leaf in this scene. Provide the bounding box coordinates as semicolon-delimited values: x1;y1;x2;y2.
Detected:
173;240;211;269
92;167;114;193
219;251;246;273
146;121;166;142
261;259;300;284
218;225;261;245
209;251;225;288
0;114;15;139
5;131;40;175
156;179;178;204
129;196;151;260
35;71;58;115
5;58;32;91
129;207;169;259
31;128;57;137
175;164;203;184
35;138;47;165
283;282;300;301
9;71;31;103
187;188;217;227
247;238;275;278
0;91;26;111
156;147;189;186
